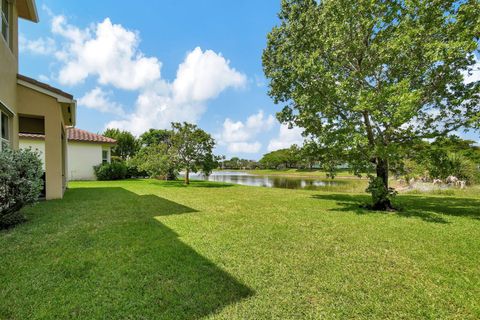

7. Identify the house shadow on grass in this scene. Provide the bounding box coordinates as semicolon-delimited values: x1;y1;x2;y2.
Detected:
24;187;253;319
311;193;480;224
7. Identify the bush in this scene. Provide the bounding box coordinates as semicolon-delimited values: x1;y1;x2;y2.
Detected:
93;162;127;181
0;148;43;229
125;160;148;178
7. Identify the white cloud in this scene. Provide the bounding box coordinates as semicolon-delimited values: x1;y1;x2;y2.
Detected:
107;49;246;135
52;16;161;90
228;142;262;154
42;13;246;135
463;56;480;84
78;87;125;115
217;111;275;154
173;47;246;103
19;35;56;55
268;125;304;151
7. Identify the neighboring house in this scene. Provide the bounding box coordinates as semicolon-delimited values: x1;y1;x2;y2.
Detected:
0;0;76;200
20;128;116;181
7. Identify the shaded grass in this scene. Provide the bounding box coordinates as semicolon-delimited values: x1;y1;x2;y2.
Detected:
1;179;480;319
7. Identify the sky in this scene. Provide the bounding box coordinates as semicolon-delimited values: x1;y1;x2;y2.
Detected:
18;1;479;160
18;0;304;160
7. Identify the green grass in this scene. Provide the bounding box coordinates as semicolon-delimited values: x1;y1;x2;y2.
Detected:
1;179;480;319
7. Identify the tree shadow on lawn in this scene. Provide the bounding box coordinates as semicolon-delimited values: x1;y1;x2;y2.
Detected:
311;193;480;224
6;187;252;319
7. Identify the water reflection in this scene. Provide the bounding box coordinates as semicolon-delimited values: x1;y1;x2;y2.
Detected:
186;171;342;190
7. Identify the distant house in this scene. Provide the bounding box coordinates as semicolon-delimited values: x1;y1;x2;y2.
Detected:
20;128;116;181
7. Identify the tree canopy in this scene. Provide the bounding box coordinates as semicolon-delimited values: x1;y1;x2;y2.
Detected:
103;128;140;160
263;0;480;209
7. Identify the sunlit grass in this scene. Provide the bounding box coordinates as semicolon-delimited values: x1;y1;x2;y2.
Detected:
1;179;479;319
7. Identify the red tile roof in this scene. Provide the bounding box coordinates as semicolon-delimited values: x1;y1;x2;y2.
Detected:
17;74;74;100
67;128;116;144
19;128;116;144
18;133;46;140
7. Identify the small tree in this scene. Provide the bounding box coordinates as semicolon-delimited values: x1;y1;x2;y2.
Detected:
0;148;43;228
170;122;216;184
103;128;140;160
263;0;480;210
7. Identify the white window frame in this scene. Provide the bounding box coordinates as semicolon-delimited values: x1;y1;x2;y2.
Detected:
102;149;109;164
0;0;10;47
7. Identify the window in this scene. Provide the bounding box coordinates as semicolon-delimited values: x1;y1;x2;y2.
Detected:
102;150;109;164
1;0;10;46
0;111;10;151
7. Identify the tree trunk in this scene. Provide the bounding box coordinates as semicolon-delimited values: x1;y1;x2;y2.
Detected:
185;168;190;185
372;157;394;210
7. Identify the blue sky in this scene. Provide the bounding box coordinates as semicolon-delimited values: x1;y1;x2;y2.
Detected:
18;1;479;159
19;0;304;159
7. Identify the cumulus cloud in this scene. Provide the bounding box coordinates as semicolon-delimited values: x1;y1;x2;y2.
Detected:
217;111;275;154
19;35;56;55
173;47;246;103
52;16;161;90
78;87;125;115
268;125;304;151
106;47;246;135
39;12;247;134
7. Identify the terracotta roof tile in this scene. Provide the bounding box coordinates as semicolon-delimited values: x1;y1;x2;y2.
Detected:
19;128;116;144
67;128;117;144
18;133;45;140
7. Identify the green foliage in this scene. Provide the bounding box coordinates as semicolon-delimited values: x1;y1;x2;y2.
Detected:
131;144;177;179
263;0;480;209
170;122;216;184
93;162;128;181
139;128;173;147
259;146;300;169
221;157;260;170
103;128;140;160
0;148;43;228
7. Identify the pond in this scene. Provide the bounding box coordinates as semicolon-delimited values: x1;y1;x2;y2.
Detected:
186;171;345;190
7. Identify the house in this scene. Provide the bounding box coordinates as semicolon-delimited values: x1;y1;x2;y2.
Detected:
20;128;116;181
0;0;76;199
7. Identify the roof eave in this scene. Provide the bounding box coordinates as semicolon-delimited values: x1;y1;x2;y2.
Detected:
17;0;39;23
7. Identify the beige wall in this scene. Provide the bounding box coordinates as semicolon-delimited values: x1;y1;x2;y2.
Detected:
0;4;19;148
19;138;45;170
17;85;67;200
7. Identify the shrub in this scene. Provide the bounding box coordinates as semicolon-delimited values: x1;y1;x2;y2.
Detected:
125;160;148;178
93;162;127;181
0;148;43;229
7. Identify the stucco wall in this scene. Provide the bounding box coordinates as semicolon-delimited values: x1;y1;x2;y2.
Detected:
17;85;66;200
68;142;111;180
0;4;19;148
20;139;112;181
19;139;45;170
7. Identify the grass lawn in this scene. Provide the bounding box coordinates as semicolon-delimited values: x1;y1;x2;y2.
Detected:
1;179;479;319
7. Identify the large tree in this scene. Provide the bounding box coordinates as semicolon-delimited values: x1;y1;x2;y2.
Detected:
263;0;480;209
103;128;140;160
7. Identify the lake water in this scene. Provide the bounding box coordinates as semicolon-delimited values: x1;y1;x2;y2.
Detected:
187;171;343;190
